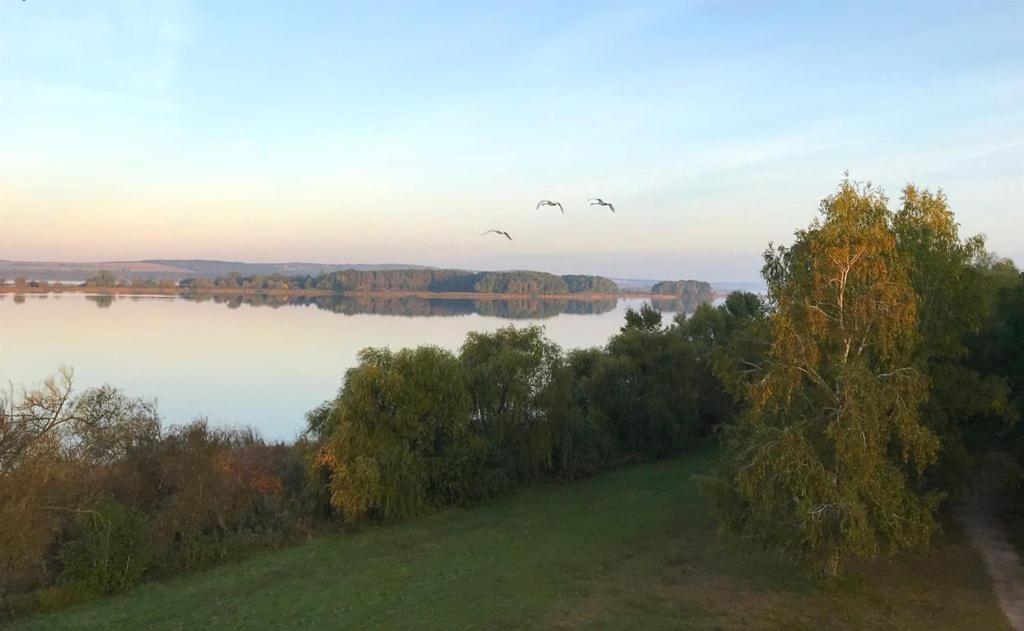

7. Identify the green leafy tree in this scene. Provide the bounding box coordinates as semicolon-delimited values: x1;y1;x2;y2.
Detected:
893;186;1015;489
319;346;479;523
555;348;618;477
460;326;563;493
595;314;702;456
621;302;663;333
968;263;1024;512
677;292;768;430
712;180;940;577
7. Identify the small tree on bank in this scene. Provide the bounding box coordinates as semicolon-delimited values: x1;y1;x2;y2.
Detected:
711;180;940;577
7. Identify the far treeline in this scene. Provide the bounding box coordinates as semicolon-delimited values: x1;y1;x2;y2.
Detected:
179;269;621;294
76;268;714;299
2;178;1022;618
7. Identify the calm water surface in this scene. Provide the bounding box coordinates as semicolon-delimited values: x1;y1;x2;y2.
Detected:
0;293;695;440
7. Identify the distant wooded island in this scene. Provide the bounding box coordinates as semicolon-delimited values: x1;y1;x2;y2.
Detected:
0;265;715;302
178;269;626;295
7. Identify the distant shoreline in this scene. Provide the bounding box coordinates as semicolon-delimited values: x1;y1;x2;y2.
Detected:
0;284;684;301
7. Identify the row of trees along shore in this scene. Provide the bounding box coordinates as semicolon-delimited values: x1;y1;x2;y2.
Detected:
79;268;713;299
1;179;1022;618
178;269;620;294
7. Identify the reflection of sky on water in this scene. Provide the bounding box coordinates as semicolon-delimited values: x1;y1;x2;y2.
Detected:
0;293;700;440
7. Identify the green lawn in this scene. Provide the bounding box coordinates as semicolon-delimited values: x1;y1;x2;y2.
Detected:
9;449;1009;630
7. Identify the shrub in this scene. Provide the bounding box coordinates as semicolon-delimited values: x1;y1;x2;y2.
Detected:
140;422;290;571
58;500;152;594
593;320;702;458
554;348;617;478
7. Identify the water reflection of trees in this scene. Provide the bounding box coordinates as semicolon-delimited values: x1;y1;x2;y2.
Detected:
11;291;710;317
179;293;619;319
85;294;115;308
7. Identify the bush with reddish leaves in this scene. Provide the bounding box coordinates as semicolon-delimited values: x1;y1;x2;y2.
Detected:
0;373;322;618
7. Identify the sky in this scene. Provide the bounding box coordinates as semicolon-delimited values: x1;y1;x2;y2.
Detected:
1;1;1021;282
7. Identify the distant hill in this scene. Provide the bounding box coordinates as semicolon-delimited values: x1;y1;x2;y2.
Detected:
0;259;433;282
145;260;434;277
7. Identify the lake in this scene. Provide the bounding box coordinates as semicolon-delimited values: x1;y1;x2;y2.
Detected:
0;292;702;440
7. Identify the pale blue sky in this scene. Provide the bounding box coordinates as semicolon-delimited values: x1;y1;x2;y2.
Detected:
1;0;1021;281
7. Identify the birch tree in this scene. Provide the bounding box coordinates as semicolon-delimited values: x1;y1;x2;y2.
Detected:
712;179;940;577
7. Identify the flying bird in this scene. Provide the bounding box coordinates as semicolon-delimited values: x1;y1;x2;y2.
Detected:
587;198;616;213
536;200;564;214
480;229;513;240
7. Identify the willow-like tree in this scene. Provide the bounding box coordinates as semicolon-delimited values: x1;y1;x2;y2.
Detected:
712;180;940;577
318;346;479;523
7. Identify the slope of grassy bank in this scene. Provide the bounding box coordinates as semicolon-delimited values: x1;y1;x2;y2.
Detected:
10;449;1008;630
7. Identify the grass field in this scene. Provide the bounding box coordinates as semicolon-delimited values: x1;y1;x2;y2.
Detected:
10;449;1009;630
